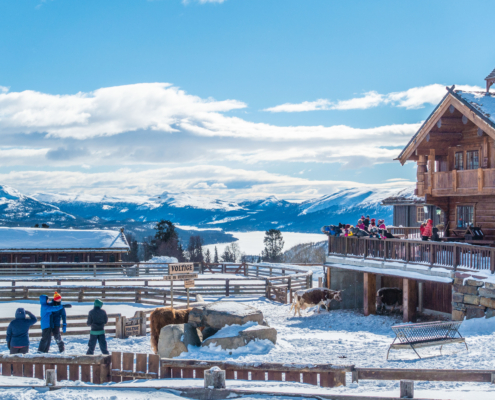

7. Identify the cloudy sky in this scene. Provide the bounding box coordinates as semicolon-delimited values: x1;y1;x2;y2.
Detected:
0;0;494;201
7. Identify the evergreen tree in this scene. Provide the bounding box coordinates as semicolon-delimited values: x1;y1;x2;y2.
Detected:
154;220;178;242
221;243;240;263
261;229;284;262
205;248;211;264
213;246;219;263
187;235;204;262
123;233;139;262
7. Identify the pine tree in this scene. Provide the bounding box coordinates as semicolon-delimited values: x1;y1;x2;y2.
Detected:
214;246;219;263
261;229;284;262
187;235;204;262
205;248;211;263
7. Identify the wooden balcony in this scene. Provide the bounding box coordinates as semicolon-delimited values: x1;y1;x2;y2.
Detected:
419;168;495;197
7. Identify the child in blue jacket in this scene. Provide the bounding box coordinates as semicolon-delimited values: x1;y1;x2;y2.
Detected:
6;308;38;354
38;294;65;353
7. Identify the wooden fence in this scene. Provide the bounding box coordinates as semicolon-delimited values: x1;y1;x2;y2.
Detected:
0;354;111;383
329;236;495;273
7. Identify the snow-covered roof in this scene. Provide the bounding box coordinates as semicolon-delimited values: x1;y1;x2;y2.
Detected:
381;187;425;206
0;227;129;252
455;90;495;127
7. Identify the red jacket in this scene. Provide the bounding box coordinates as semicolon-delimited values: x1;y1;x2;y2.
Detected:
423;220;433;237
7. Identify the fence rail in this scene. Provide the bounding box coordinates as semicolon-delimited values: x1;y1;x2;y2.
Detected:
329;236;495;273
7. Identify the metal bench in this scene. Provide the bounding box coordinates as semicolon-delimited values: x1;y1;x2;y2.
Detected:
387;321;468;360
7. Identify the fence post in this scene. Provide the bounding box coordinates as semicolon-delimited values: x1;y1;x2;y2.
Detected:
42;265;45;278
93;264;96;277
287;276;292;302
226;279;230;297
405;242;410;263
102;280;106;299
11;281;15;300
265;279;270;298
256;265;259;277
400;380;414;398
491;249;495;274
244;263;248;276
139;311;147;336
429;243;434;266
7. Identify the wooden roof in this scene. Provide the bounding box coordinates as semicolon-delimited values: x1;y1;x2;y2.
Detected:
396;86;495;165
486;68;495;81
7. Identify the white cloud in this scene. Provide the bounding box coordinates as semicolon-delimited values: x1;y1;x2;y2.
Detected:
264;84;485;112
0;86;8;94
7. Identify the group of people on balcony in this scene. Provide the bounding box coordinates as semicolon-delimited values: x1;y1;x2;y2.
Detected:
420;219;441;241
324;215;395;239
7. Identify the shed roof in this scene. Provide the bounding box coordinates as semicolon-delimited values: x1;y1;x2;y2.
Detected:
0;227;129;252
485;68;495;81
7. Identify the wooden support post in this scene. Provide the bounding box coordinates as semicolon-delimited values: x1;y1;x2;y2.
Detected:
400;380;414;398
326;267;331;289
405;242;410;263
363;273;376;316
204;367;226;389
226;279;230;297
170;280;174;309
418;282;424;313
46;369;57;386
403;278;418;323
429;243;434;266
491;249;495;275
352;370;358;383
93;264;96;277
318;277;323;288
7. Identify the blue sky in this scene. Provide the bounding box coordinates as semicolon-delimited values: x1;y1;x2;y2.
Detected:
0;0;494;200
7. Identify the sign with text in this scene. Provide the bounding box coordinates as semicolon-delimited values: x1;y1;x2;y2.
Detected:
163;273;198;281
184;278;195;288
168;262;195;275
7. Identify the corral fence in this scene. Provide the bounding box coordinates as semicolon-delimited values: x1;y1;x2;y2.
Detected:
0;262;314;305
329;236;495;273
3;352;492;388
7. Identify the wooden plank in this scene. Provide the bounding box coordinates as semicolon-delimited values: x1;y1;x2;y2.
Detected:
23;363;33;378
34;364;43;379
225;369;235;380
93;364;101;384
250;370;265;381
122;353;134;382
285;371;300;383
160;365;171;379
148;354;159;379
111;352;122;383
69;364;79;381
57;364;68;382
81;364;91;383
195;368;205;379
363;273;376;316
302;372;318;385
2;362;10;376
356;368;495;382
12;362;22;377
267;371;283;381
135;353;147;373
236;370;248;380
320;371;346;387
182;367;194;379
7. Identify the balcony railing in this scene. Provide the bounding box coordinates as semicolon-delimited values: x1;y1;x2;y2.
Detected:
328;236;495;273
420;168;495;197
387;226;444;240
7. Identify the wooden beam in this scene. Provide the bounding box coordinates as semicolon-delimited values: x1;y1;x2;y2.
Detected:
403;278;418;323
355;368;495;382
363;273;376;316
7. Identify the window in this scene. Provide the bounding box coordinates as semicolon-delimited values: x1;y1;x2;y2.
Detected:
466;150;479;170
416;206;425;223
74;255;79;263
109;255;116;263
455;152;464;170
1;256;7;263
457;205;474;228
38;256;43;263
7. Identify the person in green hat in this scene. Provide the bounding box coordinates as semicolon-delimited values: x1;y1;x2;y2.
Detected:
86;299;109;355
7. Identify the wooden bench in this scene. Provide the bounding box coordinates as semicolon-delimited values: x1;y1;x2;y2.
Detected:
387;321;468;360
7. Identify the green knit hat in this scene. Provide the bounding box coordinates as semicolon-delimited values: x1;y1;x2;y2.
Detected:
94;299;103;308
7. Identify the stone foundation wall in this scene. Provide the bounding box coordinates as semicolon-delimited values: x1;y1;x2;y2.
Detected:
452;277;495;320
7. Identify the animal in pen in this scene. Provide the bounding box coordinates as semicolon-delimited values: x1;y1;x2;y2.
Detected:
376;287;403;314
290;288;342;317
150;307;191;353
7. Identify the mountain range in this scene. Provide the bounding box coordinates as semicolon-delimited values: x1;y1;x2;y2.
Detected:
0;184;415;244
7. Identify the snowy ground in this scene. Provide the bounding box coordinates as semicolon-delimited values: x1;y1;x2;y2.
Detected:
1;298;495;398
203;231;327;256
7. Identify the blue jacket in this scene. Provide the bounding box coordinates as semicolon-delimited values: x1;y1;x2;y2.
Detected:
39;295;63;330
49;302;67;328
6;308;38;348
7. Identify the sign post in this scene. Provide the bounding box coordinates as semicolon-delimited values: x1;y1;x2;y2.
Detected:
165;263;197;309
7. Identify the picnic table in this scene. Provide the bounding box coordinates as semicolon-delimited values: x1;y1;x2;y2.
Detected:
387;321;467;360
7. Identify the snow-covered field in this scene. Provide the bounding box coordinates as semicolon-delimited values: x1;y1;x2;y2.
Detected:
1;298;495;398
204;231;327;255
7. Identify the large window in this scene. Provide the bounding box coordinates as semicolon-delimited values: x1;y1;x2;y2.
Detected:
457;205;474;228
466;150;479;170
416;206;425;223
455;152;464;170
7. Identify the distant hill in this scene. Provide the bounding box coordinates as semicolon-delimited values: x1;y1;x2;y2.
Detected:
0;184;413;241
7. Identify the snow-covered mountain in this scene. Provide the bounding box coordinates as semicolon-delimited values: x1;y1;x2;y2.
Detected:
0;183;414;237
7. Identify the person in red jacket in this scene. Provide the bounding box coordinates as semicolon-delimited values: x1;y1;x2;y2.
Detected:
422;219;433;241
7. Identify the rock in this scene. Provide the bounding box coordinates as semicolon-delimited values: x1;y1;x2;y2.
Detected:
240;325;277;344
201;326;219;341
479;288;495;299
465;279;485;287
486;308;495;319
453;285;478;295
452;309;465;321
463;294;480;306
202;323;277;350
157;323;201;358
480;297;495;309
485;282;495;290
188;301;264;330
452;292;464;303
465;305;485;320
453;277;464;285
195;294;204;303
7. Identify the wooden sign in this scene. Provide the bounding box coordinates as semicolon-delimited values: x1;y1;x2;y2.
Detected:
169;262;194;275
184;279;195;288
125;318;141;337
163;273;198;281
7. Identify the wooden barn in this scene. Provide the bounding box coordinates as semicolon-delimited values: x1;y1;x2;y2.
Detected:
396;80;495;238
0;227;129;264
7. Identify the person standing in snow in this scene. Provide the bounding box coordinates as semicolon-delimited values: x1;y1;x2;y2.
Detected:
49;291;68;352
6;308;38;354
38;294;66;353
86;299;109;355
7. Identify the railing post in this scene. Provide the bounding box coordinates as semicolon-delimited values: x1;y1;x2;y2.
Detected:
453;244;458;270
344;237;348;257
383;240;388;261
93;264;97;277
491;249;495;274
405;242;410;263
429;243;434;266
226;279;230;297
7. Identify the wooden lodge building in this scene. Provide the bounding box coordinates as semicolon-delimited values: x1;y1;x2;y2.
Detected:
325;69;495;324
0;227;129;264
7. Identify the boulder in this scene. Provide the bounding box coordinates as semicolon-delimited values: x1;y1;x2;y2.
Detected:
201;326;219;341
188;301;264;330
202;324;277;351
157;323;201;358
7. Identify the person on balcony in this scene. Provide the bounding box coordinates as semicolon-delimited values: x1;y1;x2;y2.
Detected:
422;219;433;241
369;219;380;238
363;215;370;232
357;219;366;230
